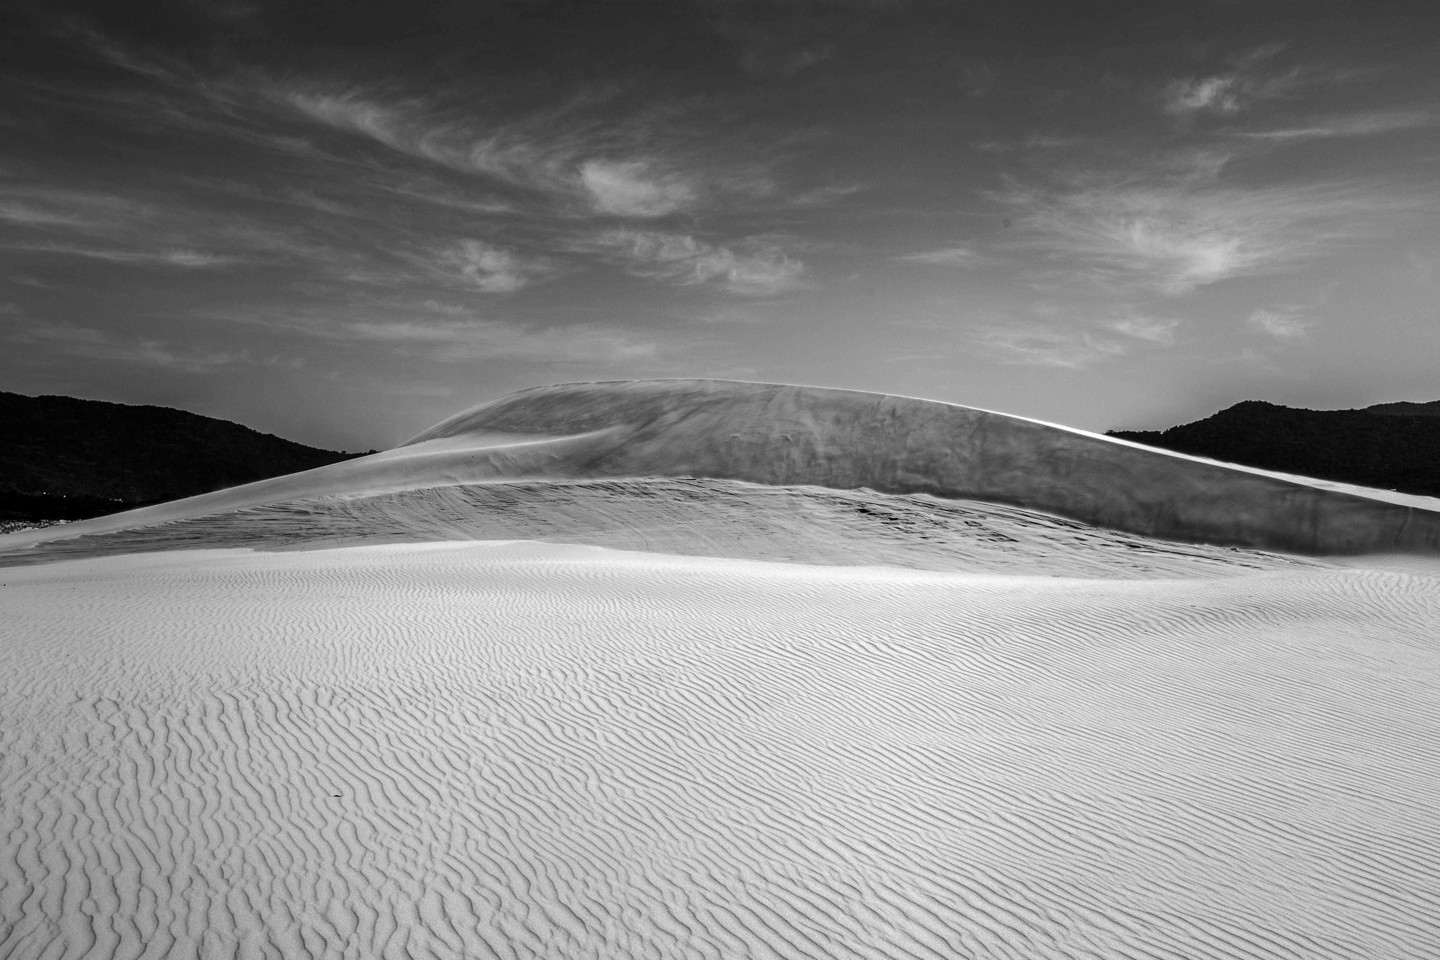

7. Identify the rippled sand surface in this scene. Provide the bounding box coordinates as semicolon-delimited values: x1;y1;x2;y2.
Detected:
4;541;1438;959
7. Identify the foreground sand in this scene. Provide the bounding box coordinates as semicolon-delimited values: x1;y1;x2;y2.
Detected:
4;538;1439;959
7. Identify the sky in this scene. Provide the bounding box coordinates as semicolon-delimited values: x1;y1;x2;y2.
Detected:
3;0;1438;450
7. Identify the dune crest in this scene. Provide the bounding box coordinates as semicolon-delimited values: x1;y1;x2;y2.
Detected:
405;379;1440;554
6;379;1440;556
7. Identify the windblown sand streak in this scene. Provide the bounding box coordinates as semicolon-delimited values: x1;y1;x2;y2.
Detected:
4;542;1438;959
0;478;1322;578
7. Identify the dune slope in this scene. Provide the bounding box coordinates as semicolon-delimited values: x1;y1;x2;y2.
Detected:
5;379;1440;558
408;379;1440;554
1;477;1324;578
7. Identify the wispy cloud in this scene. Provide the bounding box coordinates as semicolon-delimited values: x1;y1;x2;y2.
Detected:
966;304;1182;369
58;17;186;84
0;184;157;233
1104;312;1181;345
746;44;835;79
199;292;672;366
1162;44;1302;118
975;134;1087;154
997;166;1416;296
582;229;804;295
346;316;661;364
579;159;697;218
1165;76;1244;116
0;201;91;228
969;323;1131;369
426;239;555;294
285;90;439;158
1406;247;1440;287
693;306;771;325
1246;305;1313;339
896;245;986;267
182;0;261;26
706;4;838;79
4;243;242;268
279;84;798;220
0;178;379;278
284;87;614;203
1237;109;1439;141
249;299;664;365
13;323;249;371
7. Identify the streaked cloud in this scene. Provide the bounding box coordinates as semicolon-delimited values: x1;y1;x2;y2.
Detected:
13;323;248;371
896;245;986;267
428;240;553;294
1162;44;1301;118
1406;248;1440;287
969;323;1131;369
242;299;666;366
1165;76;1244;116
0;185;156;234
968;303;1184;369
0;180;364;276
583;229;804;295
346;316;662;364
1247;306;1314;339
278;83;811;220
1237;110;1439;141
285;90;424;158
579;160;697;217
4;243;242;268
1105;312;1181;345
998;168;1417;296
283;87;617;204
0;201;91;228
747;44;834;79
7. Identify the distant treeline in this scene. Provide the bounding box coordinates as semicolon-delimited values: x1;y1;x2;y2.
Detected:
0;491;172;523
1108;400;1440;498
1;391;372;523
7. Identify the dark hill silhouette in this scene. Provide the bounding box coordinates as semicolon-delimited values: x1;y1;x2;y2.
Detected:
1366;400;1440;418
0;391;368;523
1108;400;1440;498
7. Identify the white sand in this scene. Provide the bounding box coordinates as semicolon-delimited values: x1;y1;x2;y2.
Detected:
3;379;1440;958
3;541;1440;958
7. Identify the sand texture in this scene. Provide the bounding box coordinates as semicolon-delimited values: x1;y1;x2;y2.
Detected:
3;379;1440;958
3;543;1440;959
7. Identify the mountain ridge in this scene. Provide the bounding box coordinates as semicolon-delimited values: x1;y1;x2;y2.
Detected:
0;391;368;522
1106;399;1440;498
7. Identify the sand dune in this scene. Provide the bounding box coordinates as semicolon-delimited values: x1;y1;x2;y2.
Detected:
5;379;1440;557
3;380;1440;958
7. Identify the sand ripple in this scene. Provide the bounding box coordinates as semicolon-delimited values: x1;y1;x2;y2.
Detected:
3;543;1438;958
